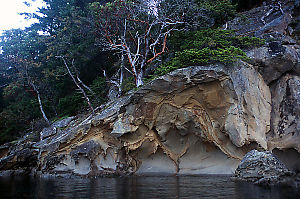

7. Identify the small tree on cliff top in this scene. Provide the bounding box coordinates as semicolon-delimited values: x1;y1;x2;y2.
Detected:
92;0;199;88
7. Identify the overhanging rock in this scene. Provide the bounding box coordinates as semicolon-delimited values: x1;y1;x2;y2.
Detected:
34;61;271;176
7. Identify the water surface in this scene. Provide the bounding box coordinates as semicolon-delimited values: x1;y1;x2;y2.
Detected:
0;175;299;199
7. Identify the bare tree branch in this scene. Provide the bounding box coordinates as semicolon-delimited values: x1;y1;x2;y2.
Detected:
57;56;95;114
94;0;187;87
29;81;51;126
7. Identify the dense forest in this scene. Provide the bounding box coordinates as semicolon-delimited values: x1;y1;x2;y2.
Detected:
0;0;264;144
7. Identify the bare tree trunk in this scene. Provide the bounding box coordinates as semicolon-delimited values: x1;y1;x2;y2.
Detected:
119;51;125;95
103;69;122;97
136;72;144;87
58;56;95;114
30;82;51;126
76;75;96;96
71;60;96;96
24;65;50;126
136;36;150;88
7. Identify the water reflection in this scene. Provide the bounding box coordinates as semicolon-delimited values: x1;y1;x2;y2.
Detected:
0;175;299;199
234;181;300;199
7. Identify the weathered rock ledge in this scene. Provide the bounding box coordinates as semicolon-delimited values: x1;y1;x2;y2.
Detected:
0;61;272;176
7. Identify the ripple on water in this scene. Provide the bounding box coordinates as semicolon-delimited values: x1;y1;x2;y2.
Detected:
0;175;300;199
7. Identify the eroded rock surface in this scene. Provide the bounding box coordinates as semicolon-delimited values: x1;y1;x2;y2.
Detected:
227;0;300;174
0;141;38;173
26;61;271;176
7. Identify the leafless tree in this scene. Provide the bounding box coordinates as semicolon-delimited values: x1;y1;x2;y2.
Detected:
57;56;95;114
21;61;51;126
103;50;125;97
28;80;51;126
94;0;192;88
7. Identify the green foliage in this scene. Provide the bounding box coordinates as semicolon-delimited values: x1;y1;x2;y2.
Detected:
121;77;135;94
57;92;84;117
177;46;247;65
0;86;43;144
0;0;116;144
90;77;108;105
196;0;237;26
0;111;19;144
170;29;264;51
153;29;264;78
0;28;45;59
56;77;108;117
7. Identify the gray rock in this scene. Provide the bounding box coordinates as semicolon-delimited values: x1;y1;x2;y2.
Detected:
293;47;300;75
226;1;297;38
273;148;300;173
111;115;138;137
247;44;298;84
282;35;297;45
40;127;57;140
268;75;300;152
70;140;101;162
108;85;120;101
235;150;292;185
0;170;30;177
227;0;299;85
40;116;75;140
255;13;292;37
0;141;38;172
53;116;75;128
93;95;131;123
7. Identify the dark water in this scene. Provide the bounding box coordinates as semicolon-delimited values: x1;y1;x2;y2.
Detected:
0;175;300;199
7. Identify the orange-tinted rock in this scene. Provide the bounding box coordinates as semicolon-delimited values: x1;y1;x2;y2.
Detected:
34;62;271;176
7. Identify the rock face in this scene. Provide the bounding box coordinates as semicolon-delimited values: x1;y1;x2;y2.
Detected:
17;61;270;176
228;0;300;86
228;0;300;176
0;141;38;174
226;0;297;38
273;148;300;173
40;116;76;140
234;150;293;185
268;74;300;152
247;44;298;84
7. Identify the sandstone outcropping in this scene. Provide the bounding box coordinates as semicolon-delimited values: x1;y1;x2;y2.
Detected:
0;60;272;176
30;61;271;176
